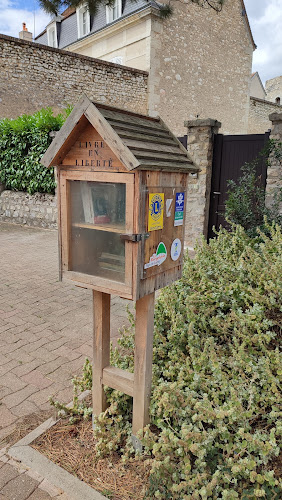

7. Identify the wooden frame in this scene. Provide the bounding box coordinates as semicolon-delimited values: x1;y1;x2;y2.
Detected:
59;169;135;298
41;98;199;443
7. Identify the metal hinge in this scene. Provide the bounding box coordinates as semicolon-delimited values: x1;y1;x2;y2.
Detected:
120;233;150;242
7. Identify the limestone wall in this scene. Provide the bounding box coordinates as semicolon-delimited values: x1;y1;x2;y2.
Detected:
0;34;148;119
265;76;282;103
0;191;57;228
185;119;221;248
248;97;282;134
148;0;254;136
266;113;282;211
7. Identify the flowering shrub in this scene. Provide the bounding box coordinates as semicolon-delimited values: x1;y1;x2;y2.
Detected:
94;224;282;498
53;224;281;498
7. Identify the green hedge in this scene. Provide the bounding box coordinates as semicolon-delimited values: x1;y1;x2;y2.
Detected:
0;107;70;195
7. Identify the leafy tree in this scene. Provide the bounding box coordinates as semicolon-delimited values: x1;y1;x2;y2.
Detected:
38;0;225;17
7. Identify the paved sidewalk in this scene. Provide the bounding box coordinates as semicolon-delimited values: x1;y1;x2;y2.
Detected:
0;222;132;499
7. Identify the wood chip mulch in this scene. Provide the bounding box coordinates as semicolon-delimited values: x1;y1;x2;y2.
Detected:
31;418;150;500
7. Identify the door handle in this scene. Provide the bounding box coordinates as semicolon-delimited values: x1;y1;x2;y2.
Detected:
213;192;221;195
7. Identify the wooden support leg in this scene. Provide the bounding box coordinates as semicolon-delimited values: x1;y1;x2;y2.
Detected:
92;290;110;427
132;292;155;446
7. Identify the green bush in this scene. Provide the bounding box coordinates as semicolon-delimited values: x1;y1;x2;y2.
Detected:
94;224;281;499
0;107;71;194
225;140;282;238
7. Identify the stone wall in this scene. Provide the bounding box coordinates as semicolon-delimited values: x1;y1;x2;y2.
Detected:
248;97;282;134
266;113;282;211
148;0;254;136
0;191;57;228
0;34;148;119
184;118;221;248
265;76;282;103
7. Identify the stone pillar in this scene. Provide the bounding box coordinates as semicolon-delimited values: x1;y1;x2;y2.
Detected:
184;118;221;248
266;113;282;209
0;183;5;194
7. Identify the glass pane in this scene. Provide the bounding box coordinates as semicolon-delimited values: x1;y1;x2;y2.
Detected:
69;180;126;283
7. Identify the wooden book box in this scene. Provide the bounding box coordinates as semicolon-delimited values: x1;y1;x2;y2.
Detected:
41;95;198;442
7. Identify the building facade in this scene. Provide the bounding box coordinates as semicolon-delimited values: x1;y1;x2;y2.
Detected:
35;0;255;136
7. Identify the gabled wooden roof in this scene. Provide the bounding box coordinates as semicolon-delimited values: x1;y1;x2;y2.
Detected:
41;95;199;173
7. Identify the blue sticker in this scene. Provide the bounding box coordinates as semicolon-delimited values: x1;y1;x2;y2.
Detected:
174;192;185;226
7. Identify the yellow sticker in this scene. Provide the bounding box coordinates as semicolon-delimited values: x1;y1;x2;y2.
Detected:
148;193;164;231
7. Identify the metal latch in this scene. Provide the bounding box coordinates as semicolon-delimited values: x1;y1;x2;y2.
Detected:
120;233;150;242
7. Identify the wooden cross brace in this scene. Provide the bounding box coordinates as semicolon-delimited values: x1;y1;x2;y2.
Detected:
92;290;155;443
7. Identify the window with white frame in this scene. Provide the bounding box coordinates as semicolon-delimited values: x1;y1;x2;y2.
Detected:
47;24;57;48
106;0;122;24
76;4;90;38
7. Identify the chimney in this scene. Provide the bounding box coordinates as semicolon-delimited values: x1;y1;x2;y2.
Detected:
19;23;33;42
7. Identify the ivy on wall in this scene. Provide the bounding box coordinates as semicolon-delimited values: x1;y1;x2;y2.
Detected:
0;107;71;195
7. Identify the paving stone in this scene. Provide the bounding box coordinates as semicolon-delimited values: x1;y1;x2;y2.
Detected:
0;387;13;399
11;400;39;418
0;405;18;427
27;489;54;499
12;360;43;378
0;424;16;446
25;469;45;483
21;371;53;390
0;463;20;489
39;479;64;497
30;348;59;363
0;223;129;451
0;360;20;377
0;373;27;393
1;386;39;409
1;472;39;499
28;383;65;407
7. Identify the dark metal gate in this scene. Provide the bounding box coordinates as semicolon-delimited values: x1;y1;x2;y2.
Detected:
208;132;270;239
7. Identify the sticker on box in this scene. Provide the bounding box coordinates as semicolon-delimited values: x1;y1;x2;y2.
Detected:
144;242;167;269
166;198;173;217
171;238;182;261
174;192;185;227
148;193;164;231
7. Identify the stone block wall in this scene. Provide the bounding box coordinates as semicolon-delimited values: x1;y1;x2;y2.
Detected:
184;118;221;248
266;113;282;211
0;34;148;119
148;0;254;136
0;191;57;228
248;97;282;134
265;76;282;103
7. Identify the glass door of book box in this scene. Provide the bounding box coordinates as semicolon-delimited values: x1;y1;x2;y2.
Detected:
61;172;134;295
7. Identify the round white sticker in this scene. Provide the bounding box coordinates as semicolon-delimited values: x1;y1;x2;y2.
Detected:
170;238;182;261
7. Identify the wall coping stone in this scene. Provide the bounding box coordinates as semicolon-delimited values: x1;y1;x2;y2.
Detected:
184;118;222;129
269;112;282;123
0;33;149;77
251;96;282;108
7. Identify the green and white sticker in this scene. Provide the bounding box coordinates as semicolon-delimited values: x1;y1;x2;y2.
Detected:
174;192;185;227
144;242;167;269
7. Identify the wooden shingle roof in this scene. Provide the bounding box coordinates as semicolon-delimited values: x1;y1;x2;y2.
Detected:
41;95;199;173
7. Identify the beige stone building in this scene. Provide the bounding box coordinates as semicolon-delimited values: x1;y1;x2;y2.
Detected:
35;0;256;136
265;76;282;105
250;72;266;100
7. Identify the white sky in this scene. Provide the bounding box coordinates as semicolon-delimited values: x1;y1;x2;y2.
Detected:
244;0;282;84
0;0;281;85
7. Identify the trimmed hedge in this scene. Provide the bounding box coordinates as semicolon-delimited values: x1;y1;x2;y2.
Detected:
0;107;70;194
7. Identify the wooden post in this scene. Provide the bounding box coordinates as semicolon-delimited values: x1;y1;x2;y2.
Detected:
92;290;110;426
132;292;155;444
